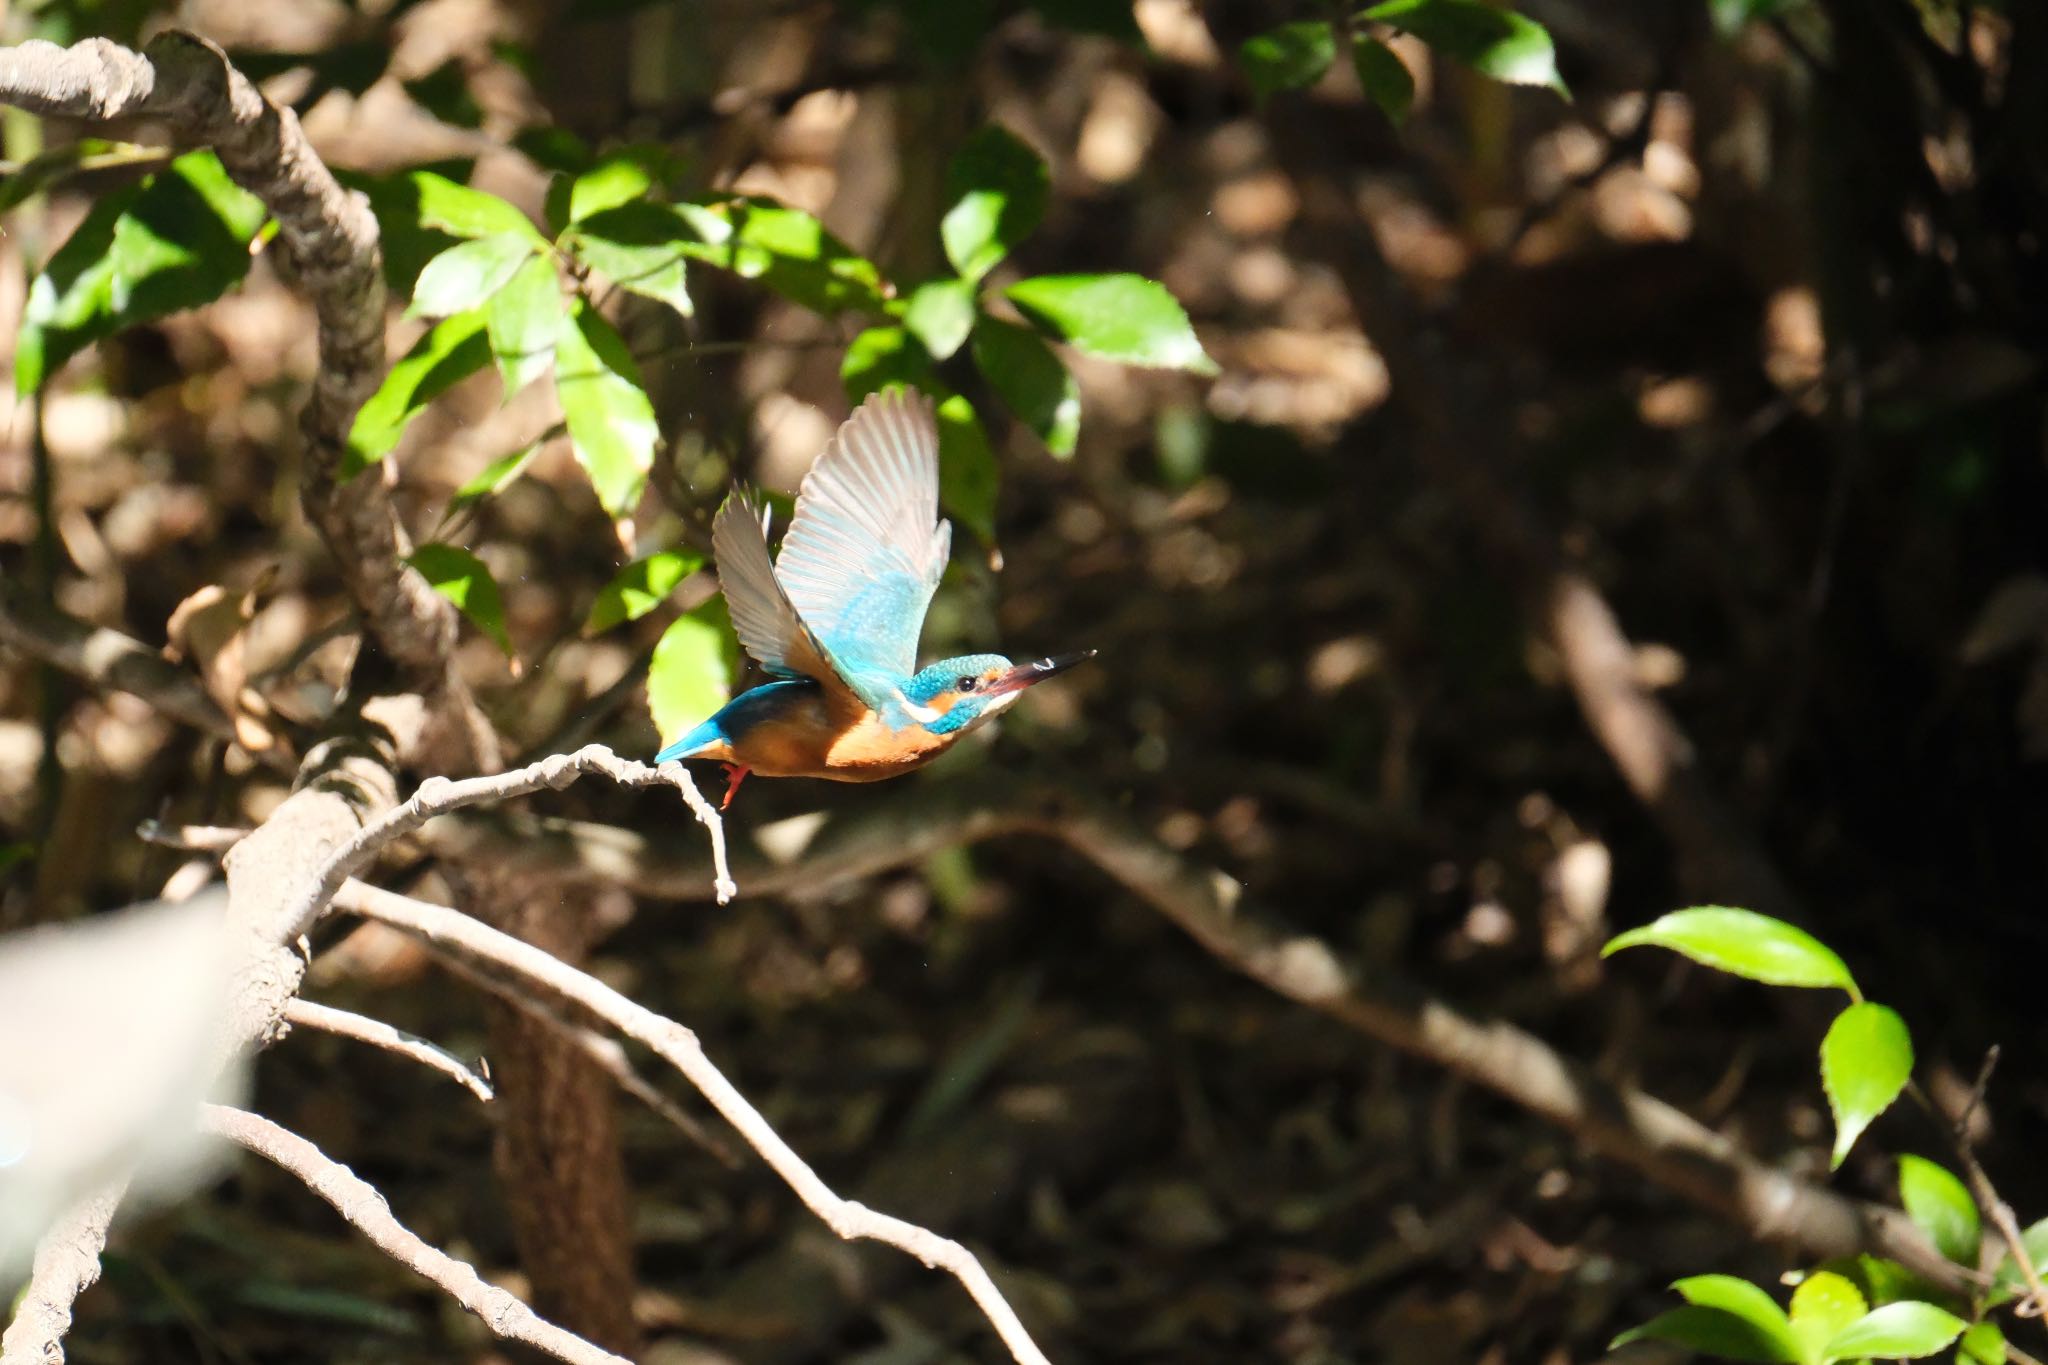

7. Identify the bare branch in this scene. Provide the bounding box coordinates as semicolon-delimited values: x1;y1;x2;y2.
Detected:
0;1185;125;1365
196;1105;624;1365
1927;1053;2048;1318
335;882;1052;1365
137;822;249;854
284;999;494;1104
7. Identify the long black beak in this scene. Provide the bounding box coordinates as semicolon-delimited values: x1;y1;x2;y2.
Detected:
990;649;1098;694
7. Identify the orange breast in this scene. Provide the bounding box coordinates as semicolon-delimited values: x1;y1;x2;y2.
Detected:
726;688;957;782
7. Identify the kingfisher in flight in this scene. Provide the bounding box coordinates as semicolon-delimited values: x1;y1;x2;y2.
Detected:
656;387;1094;808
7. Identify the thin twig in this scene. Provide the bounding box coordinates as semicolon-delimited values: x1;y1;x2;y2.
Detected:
284;998;495;1103
137;821;250;853
1921;1052;2048;1319
335;881;1052;1365
197;1105;624;1365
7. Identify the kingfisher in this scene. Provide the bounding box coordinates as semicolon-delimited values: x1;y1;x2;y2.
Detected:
655;386;1094;808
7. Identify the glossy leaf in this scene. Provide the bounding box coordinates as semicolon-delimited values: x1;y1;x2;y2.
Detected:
565;202;694;319
1353;35;1416;125
568;154;654;223
1821;1002;1913;1169
587;550;705;634
936;394;1000;544
648;600;736;746
1820;1301;1964;1362
1670;1276;1800;1361
971;316;1081;456
409;231;536;318
410;171;548;244
1239;21;1337;102
1362;0;1566;94
484;253;561;392
941;124;1050;282
346;312;492;474
554;302;659;516
843;325;938;400
1611;1307;1801;1362
903;277;978;361
17;150;267;393
1988;1219;2048;1306
447;442;541;515
407;543;511;655
678;198;886;315
1789;1271;1867;1364
1602;906;1858;992
1006;273;1215;374
1960;1319;2008;1365
1897;1155;1981;1267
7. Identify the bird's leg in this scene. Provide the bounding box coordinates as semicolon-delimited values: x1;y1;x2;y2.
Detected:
719;762;751;811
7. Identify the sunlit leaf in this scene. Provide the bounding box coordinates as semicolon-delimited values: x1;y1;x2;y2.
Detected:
17;150;266;393
843;325;938;400
1362;0;1567;94
1602;906;1858;992
1820;1301;1964;1362
586;549;705;634
554;301;658;516
971;316;1080;456
1960;1319;2008;1365
1610;1307;1801;1362
1353;35;1416;125
676;198;887;315
937;394;999;543
346;311;493;474
568;154;654;222
1239;21;1337;102
903;277;978;360
406;543;512;655
408;232;536;318
1789;1271;1867;1364
410;170;548;244
566;202;695;319
1670;1276;1800;1362
485;253;561;392
648;600;736;746
1897;1155;1981;1267
941;124;1050;282
446;442;541;516
1006;273;1215;374
1821;1001;1913;1169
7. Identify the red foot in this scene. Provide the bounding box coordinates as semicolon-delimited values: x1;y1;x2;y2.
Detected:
719;762;752;812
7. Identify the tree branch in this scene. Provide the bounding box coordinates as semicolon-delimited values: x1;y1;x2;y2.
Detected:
333;881;1053;1365
283;999;494;1104
196;1105;623;1365
0;1186;125;1365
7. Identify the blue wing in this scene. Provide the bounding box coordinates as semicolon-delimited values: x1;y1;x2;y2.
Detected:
772;388;952;687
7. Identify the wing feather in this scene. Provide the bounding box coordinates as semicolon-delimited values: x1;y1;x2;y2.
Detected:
711;490;842;687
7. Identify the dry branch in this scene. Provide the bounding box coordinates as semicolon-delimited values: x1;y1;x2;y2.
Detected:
0;1187;125;1365
334;881;1054;1365
284;999;494;1103
197;1105;623;1365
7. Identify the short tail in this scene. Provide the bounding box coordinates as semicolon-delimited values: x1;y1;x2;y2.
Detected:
655;718;723;765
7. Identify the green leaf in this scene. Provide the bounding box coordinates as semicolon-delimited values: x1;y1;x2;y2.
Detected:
936;394;1000;543
586;550;705;634
447;442;541;515
346;311;493;474
1602;906;1858;993
1897;1156;1981;1267
1671;1277;1801;1361
0;843;34;877
842;325;938;400
971;316;1081;456
564;202;695;319
1239;21;1338;102
407;543;512;655
403;58;482;129
409;231;536;318
940;124;1050;282
568;154;653;222
0;137;129;216
1028;0;1143;41
554;301;658;516
1988;1219;2048;1306
903;278;978;360
1362;0;1567;94
1821;1002;1914;1169
1790;1272;1868;1365
1960;1319;2007;1365
410;170;548;244
648;600;737;747
1006;273;1215;374
17;150;267;393
1611;1307;1802;1362
1353;35;1417;125
1709;0;1794;36
484;252;561;392
1821;1301;1965;1362
677;198;887;315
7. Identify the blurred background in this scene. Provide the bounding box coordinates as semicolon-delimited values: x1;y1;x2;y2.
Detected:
1;0;2045;1360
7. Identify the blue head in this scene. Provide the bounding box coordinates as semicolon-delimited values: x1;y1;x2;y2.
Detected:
896;651;1097;735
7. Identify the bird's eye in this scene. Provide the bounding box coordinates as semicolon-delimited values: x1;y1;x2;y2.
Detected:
956;676;978;692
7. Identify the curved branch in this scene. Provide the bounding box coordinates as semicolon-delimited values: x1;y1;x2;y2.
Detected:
284;999;494;1103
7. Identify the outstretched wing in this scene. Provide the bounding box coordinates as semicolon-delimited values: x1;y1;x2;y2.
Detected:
711;490;848;689
772;387;953;684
